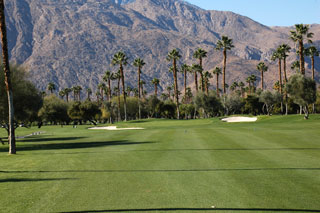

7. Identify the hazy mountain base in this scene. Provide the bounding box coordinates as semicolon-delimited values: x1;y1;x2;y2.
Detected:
3;0;320;94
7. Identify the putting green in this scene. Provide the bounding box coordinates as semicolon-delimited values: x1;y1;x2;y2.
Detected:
0;115;320;212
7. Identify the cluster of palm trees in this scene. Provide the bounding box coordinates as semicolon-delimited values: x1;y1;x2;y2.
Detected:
48;24;318;122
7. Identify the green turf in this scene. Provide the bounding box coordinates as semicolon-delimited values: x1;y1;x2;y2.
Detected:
1;115;320;213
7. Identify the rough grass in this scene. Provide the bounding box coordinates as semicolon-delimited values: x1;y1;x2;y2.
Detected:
1;115;320;213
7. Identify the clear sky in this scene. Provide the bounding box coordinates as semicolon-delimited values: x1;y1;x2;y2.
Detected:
186;0;320;26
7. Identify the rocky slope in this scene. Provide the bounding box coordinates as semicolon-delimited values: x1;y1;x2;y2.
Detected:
3;0;320;94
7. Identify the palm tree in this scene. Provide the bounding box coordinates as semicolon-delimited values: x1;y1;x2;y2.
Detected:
193;48;207;92
47;82;56;94
59;90;66;100
166;86;172;100
272;49;283;95
257;62;268;90
230;82;238;92
112;51;128;121
86;88;92;101
140;80;146;98
0;0;15;154
290;24;314;75
133;58;145;119
98;83;106;102
191;64;203;92
180;64;190;99
151;78;160;96
216;36;234;94
112;70;121;121
103;70;113;101
239;81;245;97
166;49;181;119
64;88;72;102
291;61;300;73
306;46;319;81
279;44;291;83
95;91;101;104
203;71;213;95
76;86;82;101
212;67;222;96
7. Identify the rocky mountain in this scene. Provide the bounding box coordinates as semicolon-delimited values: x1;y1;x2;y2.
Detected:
3;0;320;94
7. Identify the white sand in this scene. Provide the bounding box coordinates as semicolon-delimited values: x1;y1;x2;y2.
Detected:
221;117;257;123
89;126;145;131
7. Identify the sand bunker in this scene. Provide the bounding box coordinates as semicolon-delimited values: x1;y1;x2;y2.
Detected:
221;117;257;123
89;126;145;131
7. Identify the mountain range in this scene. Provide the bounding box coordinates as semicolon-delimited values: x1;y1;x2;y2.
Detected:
4;0;320;94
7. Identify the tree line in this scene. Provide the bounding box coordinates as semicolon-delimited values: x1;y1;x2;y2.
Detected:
1;21;319;155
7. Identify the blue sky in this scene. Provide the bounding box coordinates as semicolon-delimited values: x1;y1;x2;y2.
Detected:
186;0;320;26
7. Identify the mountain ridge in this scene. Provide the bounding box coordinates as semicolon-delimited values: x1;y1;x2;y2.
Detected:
3;0;320;94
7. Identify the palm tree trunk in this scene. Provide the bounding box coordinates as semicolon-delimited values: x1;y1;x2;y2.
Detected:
216;74;219;96
205;81;208;95
184;70;187;101
108;79;112;101
199;58;205;92
283;57;288;83
173;59;180;119
261;71;264;90
0;1;16;154
223;49;227;94
194;72;198;92
120;64;127;121
138;67;141;119
155;84;158;97
117;79;121;121
299;41;305;75
66;93;69;102
278;59;282;95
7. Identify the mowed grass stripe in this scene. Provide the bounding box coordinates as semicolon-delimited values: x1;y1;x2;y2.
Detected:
0;116;320;212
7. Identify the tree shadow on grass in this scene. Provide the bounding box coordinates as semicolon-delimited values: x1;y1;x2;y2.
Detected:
59;207;320;212
1;167;319;174
0;140;155;152
17;136;87;143
0;178;76;183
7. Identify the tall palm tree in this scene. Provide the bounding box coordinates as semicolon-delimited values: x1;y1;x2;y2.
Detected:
133;58;145;120
151;78;160;96
212;67;222;96
180;64;190;99
306;46;319;81
306;46;319;113
98;83;106;102
47;82;56;94
290;24;314;75
76;86;82;101
86;88;92;101
64;88;72;102
103;70;113;101
193;48;207;92
203;71;213;95
257;62;268;90
166;49;181;119
216;36;234;94
0;0;15;154
112;51;128;121
140;80;146;98
279;44;291;83
191;64;203;92
112;70;121;121
272;49;283;95
239;81;245;97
